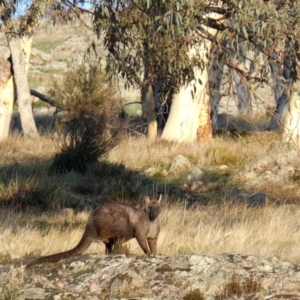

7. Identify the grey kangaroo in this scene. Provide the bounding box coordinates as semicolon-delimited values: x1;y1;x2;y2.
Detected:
26;194;162;268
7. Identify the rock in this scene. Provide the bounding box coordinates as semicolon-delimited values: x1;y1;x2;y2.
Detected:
218;165;229;170
23;287;46;299
237;150;300;188
187;167;205;183
169;155;191;173
70;260;86;270
161;169;168;177
275;150;298;166
143;167;157;177
190;180;204;191
6;254;300;299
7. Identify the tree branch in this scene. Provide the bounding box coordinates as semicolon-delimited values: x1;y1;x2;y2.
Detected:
64;0;93;15
207;6;232;17
30;89;58;107
202;17;227;31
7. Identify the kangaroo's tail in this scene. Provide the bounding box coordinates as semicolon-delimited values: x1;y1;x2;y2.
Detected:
26;230;95;268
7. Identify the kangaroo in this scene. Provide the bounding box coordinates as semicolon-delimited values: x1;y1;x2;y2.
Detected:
26;194;162;268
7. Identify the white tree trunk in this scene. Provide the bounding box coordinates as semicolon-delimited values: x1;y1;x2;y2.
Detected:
161;11;221;142
161;65;210;142
0;59;14;140
162;40;221;141
282;89;300;146
7;34;38;138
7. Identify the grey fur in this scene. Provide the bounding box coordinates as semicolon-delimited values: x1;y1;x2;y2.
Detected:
26;194;162;268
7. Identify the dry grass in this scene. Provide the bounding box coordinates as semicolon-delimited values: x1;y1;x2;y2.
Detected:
108;131;279;170
1;202;300;264
158;202;300;263
1;130;300;265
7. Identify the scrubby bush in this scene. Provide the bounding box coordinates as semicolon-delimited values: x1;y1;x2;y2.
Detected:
183;289;205;300
216;274;261;300
48;58;120;173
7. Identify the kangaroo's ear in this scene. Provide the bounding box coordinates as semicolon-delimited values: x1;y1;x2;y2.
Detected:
157;193;162;204
144;195;151;204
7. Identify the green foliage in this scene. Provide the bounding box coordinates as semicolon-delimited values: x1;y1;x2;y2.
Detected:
90;0;300;104
48;58;118;114
230;1;300;52
227;0;300;87
48;58;119;174
94;0;210;97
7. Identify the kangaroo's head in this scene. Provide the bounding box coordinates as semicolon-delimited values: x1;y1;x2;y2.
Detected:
144;194;162;221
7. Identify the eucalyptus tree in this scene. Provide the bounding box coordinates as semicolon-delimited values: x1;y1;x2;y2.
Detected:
229;0;300;145
0;0;53;139
65;0;300;144
91;0;229;141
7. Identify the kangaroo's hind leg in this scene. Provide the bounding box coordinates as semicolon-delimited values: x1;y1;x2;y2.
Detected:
104;238;115;255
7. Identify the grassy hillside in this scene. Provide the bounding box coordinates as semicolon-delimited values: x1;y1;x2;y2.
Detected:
1;130;300;264
1;15;300;266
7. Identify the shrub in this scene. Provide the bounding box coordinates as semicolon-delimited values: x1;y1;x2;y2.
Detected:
48;58;119;173
51;113;115;173
183;289;205;300
216;274;261;300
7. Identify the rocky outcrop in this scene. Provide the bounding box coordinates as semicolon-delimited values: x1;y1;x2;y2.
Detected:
237;150;300;193
2;253;300;299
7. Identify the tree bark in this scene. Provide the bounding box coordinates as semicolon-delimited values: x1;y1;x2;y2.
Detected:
7;34;38;138
282;89;300;146
197;84;213;141
232;69;252;115
229;48;253;115
268;51;292;130
141;83;157;139
161;64;211;142
30;89;57;107
0;57;14;140
141;55;158;139
208;45;224;131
